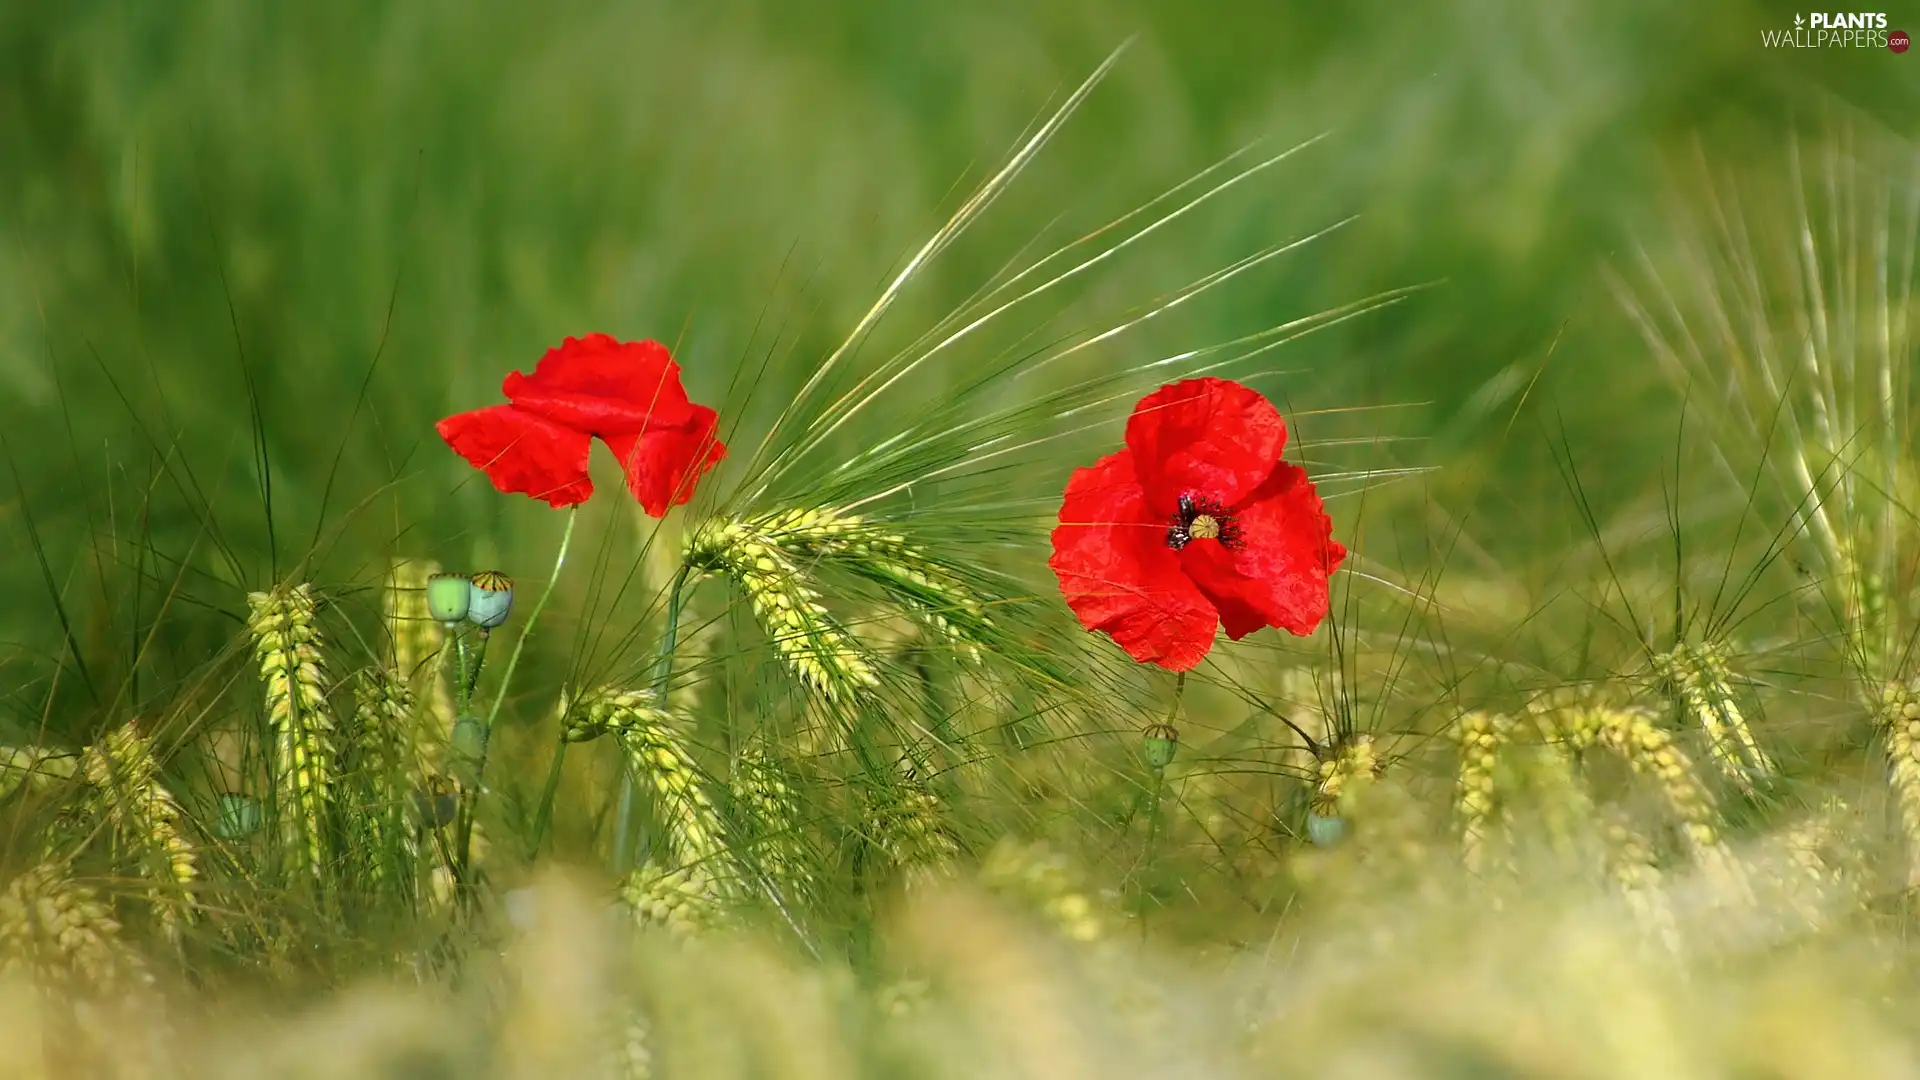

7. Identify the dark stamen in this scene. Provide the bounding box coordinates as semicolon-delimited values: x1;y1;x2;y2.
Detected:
1166;492;1239;550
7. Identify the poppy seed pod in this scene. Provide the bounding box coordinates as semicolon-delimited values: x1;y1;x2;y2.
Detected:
426;572;473;626
467;571;514;631
1142;722;1179;770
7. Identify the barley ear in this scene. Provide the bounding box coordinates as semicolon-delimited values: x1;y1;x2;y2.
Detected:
685;517;881;703
729;742;816;904
383;557;456;748
1652;642;1773;791
0;862;152;998
348;667;424;897
1597;807;1681;950
0;746;79;801
753;508;997;663
79;720;198;939
621;864;726;938
872;755;961;886
245;583;337;882
1451;711;1513;873
1876;679;1920;888
1559;703;1737;882
569;689;735;882
1312;733;1382;820
601;1004;655;1080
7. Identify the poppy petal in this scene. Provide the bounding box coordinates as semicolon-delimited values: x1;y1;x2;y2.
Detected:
1178;462;1344;638
1048;449;1221;671
436;405;594;508
600;404;727;518
1124;377;1288;518
502;334;696;436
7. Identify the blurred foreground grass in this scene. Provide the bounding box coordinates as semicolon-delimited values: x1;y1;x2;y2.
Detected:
6;1;1920;1078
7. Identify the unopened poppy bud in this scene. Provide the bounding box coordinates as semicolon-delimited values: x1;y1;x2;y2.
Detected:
1142;722;1179;770
426;573;472;625
1306;812;1346;847
467;571;514;631
216;793;261;840
451;714;489;770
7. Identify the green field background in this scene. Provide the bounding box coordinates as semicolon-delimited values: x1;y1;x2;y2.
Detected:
0;0;1912;735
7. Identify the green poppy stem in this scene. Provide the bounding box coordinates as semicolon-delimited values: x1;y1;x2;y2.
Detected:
453;632;472;718
613;562;689;877
1136;670;1185;940
455;507;578;879
464;632;490;702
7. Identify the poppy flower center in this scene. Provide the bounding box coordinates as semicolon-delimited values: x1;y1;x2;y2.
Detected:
1166;493;1239;551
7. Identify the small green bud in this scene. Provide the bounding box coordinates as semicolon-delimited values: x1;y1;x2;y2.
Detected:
451;714;489;769
426;573;473;625
215;793;261;840
467;570;514;631
1306;812;1346;847
1142;722;1178;770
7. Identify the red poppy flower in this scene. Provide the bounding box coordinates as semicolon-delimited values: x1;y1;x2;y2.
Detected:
1048;377;1346;671
437;334;726;514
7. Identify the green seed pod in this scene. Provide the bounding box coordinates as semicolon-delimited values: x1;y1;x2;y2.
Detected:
466;571;514;631
426;572;473;625
215;793;261;840
451;714;489;770
1143;723;1179;770
1306;812;1346;847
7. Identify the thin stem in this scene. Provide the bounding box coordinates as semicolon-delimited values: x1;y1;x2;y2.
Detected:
526;740;569;861
453;633;472;717
614;563;690;876
464;632;491;702
1135;670;1186;942
1138;768;1166;942
455;507;578;876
